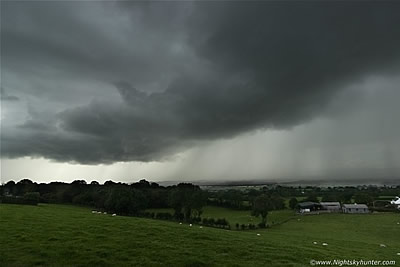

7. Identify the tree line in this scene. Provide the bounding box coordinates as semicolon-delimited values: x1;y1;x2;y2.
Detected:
0;179;208;222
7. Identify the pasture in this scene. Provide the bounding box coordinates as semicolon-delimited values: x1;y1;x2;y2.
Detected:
1;204;399;266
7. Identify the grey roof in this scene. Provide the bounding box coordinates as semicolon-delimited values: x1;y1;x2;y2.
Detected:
342;204;368;209
298;202;320;208
320;202;341;206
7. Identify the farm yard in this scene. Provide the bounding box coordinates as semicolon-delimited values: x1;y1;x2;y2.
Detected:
1;203;399;267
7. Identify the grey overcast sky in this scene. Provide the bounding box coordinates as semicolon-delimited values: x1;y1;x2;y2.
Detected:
1;1;400;184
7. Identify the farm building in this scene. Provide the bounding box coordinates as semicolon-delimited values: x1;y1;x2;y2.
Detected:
342;204;369;214
320;202;341;212
297;202;321;213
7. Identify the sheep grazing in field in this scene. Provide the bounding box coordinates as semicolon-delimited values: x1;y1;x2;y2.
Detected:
97;211;102;214
189;224;192;227
313;242;318;245
103;212;107;214
397;253;400;256
179;222;182;225
92;211;97;214
256;233;261;236
397;222;399;225
322;243;328;246
112;214;116;216
199;226;203;229
380;244;386;248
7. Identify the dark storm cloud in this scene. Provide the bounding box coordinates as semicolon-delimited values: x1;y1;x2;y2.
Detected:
1;1;191;100
1;88;19;101
2;2;400;164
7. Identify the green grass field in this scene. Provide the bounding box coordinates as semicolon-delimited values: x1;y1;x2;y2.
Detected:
1;204;399;266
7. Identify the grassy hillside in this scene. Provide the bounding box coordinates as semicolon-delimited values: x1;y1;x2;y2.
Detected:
1;204;399;266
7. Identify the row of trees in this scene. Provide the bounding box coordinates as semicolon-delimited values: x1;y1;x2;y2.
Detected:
202;218;230;229
0;179;207;222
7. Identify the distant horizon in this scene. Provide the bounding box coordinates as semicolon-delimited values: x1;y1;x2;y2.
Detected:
2;176;400;188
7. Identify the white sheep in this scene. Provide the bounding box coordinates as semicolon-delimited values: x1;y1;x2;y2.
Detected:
322;243;328;246
380;244;386;248
103;212;107;214
92;211;97;214
397;252;400;256
112;214;116;216
189;224;192;227
256;233;260;236
97;211;102;214
313;242;318;245
179;222;182;225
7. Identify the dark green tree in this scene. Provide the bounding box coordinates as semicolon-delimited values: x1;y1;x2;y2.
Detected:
305;193;319;203
340;192;354;204
289;197;298;209
321;194;340;202
105;186;146;215
252;194;273;226
354;193;374;206
168;183;207;221
270;193;285;210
